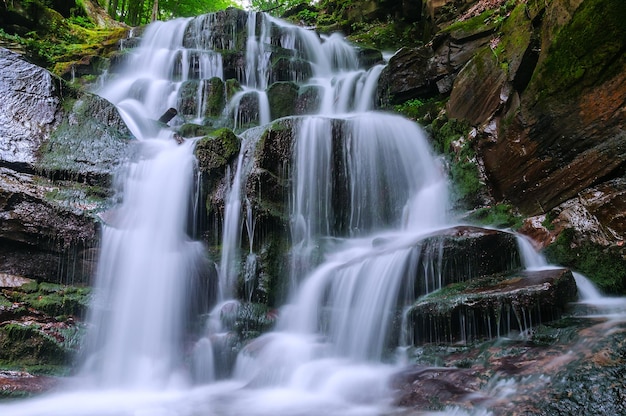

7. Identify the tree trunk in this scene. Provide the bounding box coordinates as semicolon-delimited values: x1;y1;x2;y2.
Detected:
151;0;158;21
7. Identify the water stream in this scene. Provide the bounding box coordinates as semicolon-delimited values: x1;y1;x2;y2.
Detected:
2;9;625;416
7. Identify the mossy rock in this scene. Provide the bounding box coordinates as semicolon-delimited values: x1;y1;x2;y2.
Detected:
4;282;91;318
0;323;68;366
409;268;577;344
225;78;242;100
531;0;626;101
205;77;226;117
267;82;299;120
269;56;313;84
194;128;241;174
295;85;322;115
37;92;134;186
442;9;498;41
543;228;626;294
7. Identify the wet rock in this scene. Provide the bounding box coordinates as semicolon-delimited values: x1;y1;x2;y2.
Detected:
446;46;508;125
295;85;322;115
233;92;262;129
178;123;215;138
579;178;626;239
179;78;226;121
0;168;99;284
391;365;483;409
479;0;626;218
0;371;59;399
269;56;313;84
183;7;248;52
377;47;438;106
0;48;63;167
245;118;295;225
195;128;241;175
409;268;577;344
356;47;383;68
409;226;522;296
267;82;299;120
37;93;134;185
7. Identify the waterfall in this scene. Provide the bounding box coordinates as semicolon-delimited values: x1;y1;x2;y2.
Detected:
0;9;456;416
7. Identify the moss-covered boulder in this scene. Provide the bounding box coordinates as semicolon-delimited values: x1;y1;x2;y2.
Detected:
195;128;240;175
177;77;226;121
0;323;67;366
408;226;522;297
267;82;299;120
245;119;295;226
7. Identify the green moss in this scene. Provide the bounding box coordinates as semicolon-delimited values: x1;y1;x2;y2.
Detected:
225;79;242;101
267;82;299;120
466;204;523;230
543;228;626;294
0;0;126;77
19;281;39;294
5;283;91;318
0;323;67;366
178;123;215;138
443;9;497;38
427;117;484;208
195;129;239;172
534;0;626;100
206;77;226;117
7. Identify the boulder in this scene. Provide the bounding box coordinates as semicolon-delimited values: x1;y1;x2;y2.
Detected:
38;93;134;185
408;226;522;297
409;268;577;344
0;48;63;168
267;82;299;120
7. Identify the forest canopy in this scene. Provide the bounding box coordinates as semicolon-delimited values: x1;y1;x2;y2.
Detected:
98;0;316;25
99;0;240;26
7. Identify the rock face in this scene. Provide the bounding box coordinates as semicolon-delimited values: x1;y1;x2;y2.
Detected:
446;0;626;221
0;48;133;284
376;0;625;290
0;48;63;167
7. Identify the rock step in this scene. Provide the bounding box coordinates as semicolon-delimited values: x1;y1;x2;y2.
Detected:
408;268;578;345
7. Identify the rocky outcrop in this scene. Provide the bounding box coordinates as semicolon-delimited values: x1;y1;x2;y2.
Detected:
444;0;626;221
377;0;625;291
0;48;133;284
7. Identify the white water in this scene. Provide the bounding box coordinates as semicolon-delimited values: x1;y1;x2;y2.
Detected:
4;8;623;416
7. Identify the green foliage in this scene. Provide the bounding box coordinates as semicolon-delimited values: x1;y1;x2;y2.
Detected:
250;0;308;16
348;18;421;50
543;228;626;294
425;116;485;209
394;97;445;125
394;99;424;119
466;204;523;230
234;303;276;343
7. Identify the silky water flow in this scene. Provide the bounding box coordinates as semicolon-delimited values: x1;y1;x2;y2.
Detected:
2;10;624;416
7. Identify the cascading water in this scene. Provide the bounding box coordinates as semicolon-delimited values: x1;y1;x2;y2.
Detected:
4;8;621;416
